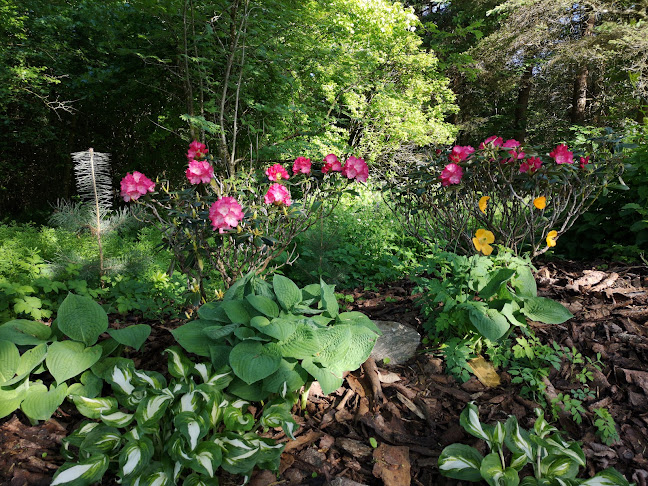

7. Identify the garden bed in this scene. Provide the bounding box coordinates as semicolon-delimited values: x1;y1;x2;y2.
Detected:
1;260;647;486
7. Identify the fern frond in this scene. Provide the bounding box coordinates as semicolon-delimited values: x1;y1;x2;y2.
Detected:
72;148;112;210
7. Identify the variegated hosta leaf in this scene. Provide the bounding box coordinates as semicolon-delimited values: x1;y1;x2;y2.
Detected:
489;422;505;450
541;454;580;479
204;369;233;390
118;388;147;409
179;391;203;413
167;432;193;464
438;443;484;481
140;470;173;486
204;394;226;428
510;452;529;472
50;454;109;486
533;409;556;439
249;435;284;472
118;437;155;479
259;403;298;440
174;411;208;451
189;441;223;478
80;425;122;456
100;410;134;428
107;363;135;395
505;415;534;463
214;433;260;475
72;396;118;419
459;402;491;444
183;473;221;486
223;401;255;433
193;363;211;383
580;468;632;486
164;347;194;380
134;392;173;431
480;452;519;486
132;369;167;390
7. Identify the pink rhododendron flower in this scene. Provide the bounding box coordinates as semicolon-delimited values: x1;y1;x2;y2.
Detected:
187;140;208;160
120;171;155;202
265;163;290;181
292;157;311;175
579;156;590;169
440;163;463;186
341;156;369;182
322;154;342;173
449;145;475;163
264;183;292;206
504;149;525;164
479;136;503;149
502;139;521;149
209;197;244;233
186;159;214;184
550;144;574;164
519;156;542;173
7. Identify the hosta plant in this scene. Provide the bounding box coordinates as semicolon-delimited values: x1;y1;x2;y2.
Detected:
171;272;381;401
52;348;294;485
438;402;631;486
0;293;149;424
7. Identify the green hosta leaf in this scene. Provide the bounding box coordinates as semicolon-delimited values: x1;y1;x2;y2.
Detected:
80;425;122;455
197;302;230;323
216;433;260;475
510;453;528;471
190;441;223;478
0;340;20;384
99;410;134;427
50;454;109;486
249;315;270;329
119;437;155;478
479;268;516;300
320;279;339;318
21;382;68;422
140;469;173;486
222;300;252;324
209;344;232;370
47;341;102;385
107;324;151;351
174;411;207;451
0;319;52;345
165;347;193;379
505;415;534;463
171;320;213;357
501;302;527;328
223;400;255;432
183;473;220;486
227;377;266;401
337;312;382;334
229;341;281;384
438;443;484;481
72;396;118;419
234;327;258;340
252;435;284;472
135;392;173;430
57;293;108;346
468;303;510;342
275;324;320;359
317;324;378;371
512;266;537;298
260;403;298;439
10;343;47;382
480;452;519;486
132;369;167;390
273;275;302;311
257;318;297;341
98;337;120;357
0;380;28;419
521;297;573;324
262;359;308;397
246;295;279;318
301;357;343;395
580;468;632;485
203;323;240;342
67;370;103;399
460;402;491;442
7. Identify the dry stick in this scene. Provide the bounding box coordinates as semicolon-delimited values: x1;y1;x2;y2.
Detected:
362;357;385;407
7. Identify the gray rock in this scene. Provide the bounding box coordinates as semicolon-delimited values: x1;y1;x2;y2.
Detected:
370;320;420;365
327;478;369;486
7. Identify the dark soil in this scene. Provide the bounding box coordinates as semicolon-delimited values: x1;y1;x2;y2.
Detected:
1;261;647;486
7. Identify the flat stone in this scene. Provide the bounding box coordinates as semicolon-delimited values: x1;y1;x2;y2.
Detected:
370;320;420;365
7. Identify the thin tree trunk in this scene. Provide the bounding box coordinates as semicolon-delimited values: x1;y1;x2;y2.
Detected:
514;64;534;142
570;13;595;124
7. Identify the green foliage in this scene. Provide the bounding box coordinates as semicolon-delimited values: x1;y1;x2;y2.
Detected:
593;408;621;446
53;349;292;485
0;293;149;424
171;272;380;400
438;403;631;486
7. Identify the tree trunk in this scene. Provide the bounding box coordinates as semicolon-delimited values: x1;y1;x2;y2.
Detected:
514;64;534;142
570;13;595;124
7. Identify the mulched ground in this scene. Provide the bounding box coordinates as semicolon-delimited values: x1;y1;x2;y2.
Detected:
1;260;647;486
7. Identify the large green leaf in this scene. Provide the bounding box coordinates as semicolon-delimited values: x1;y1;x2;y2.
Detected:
273;275;302;311
197;302;230;323
222;300;252;324
229;341;281;384
57;293;108;346
468;304;510;342
0;380;28;419
301;357;343;395
274;324;320;359
262;359;308;396
438;443;484;481
246;294;279;318
0;340;20;384
521;297;573;324
107;324;151;351
203;323;240;341
21;382;68;422
257;318;298;341
46;341;102;385
0;319;52;345
320;279;339;318
479;268;516;300
511;266;537;298
171;320;212;356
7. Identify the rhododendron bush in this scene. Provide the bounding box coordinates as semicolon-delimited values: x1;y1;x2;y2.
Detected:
386;135;623;257
121;141;368;297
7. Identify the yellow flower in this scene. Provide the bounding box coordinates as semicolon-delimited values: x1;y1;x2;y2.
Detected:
534;196;546;210
546;230;558;248
479;196;490;214
473;229;495;256
214;289;225;300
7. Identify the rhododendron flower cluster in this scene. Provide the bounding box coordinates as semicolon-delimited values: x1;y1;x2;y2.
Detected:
187;140;208;160
120;171;155;201
341;156;368;182
520;156;542;173
579;156;590;169
186;159;214;184
209;197;244;233
440;162;463;186
264;183;292;206
292;157;311;175
448;145;475;163
479;136;503;149
266;164;290;181
550;144;574;164
322;154;342;173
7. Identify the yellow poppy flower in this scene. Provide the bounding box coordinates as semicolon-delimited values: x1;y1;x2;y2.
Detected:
534;196;546;210
473;229;495;255
479;196;490;214
546;230;558;248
